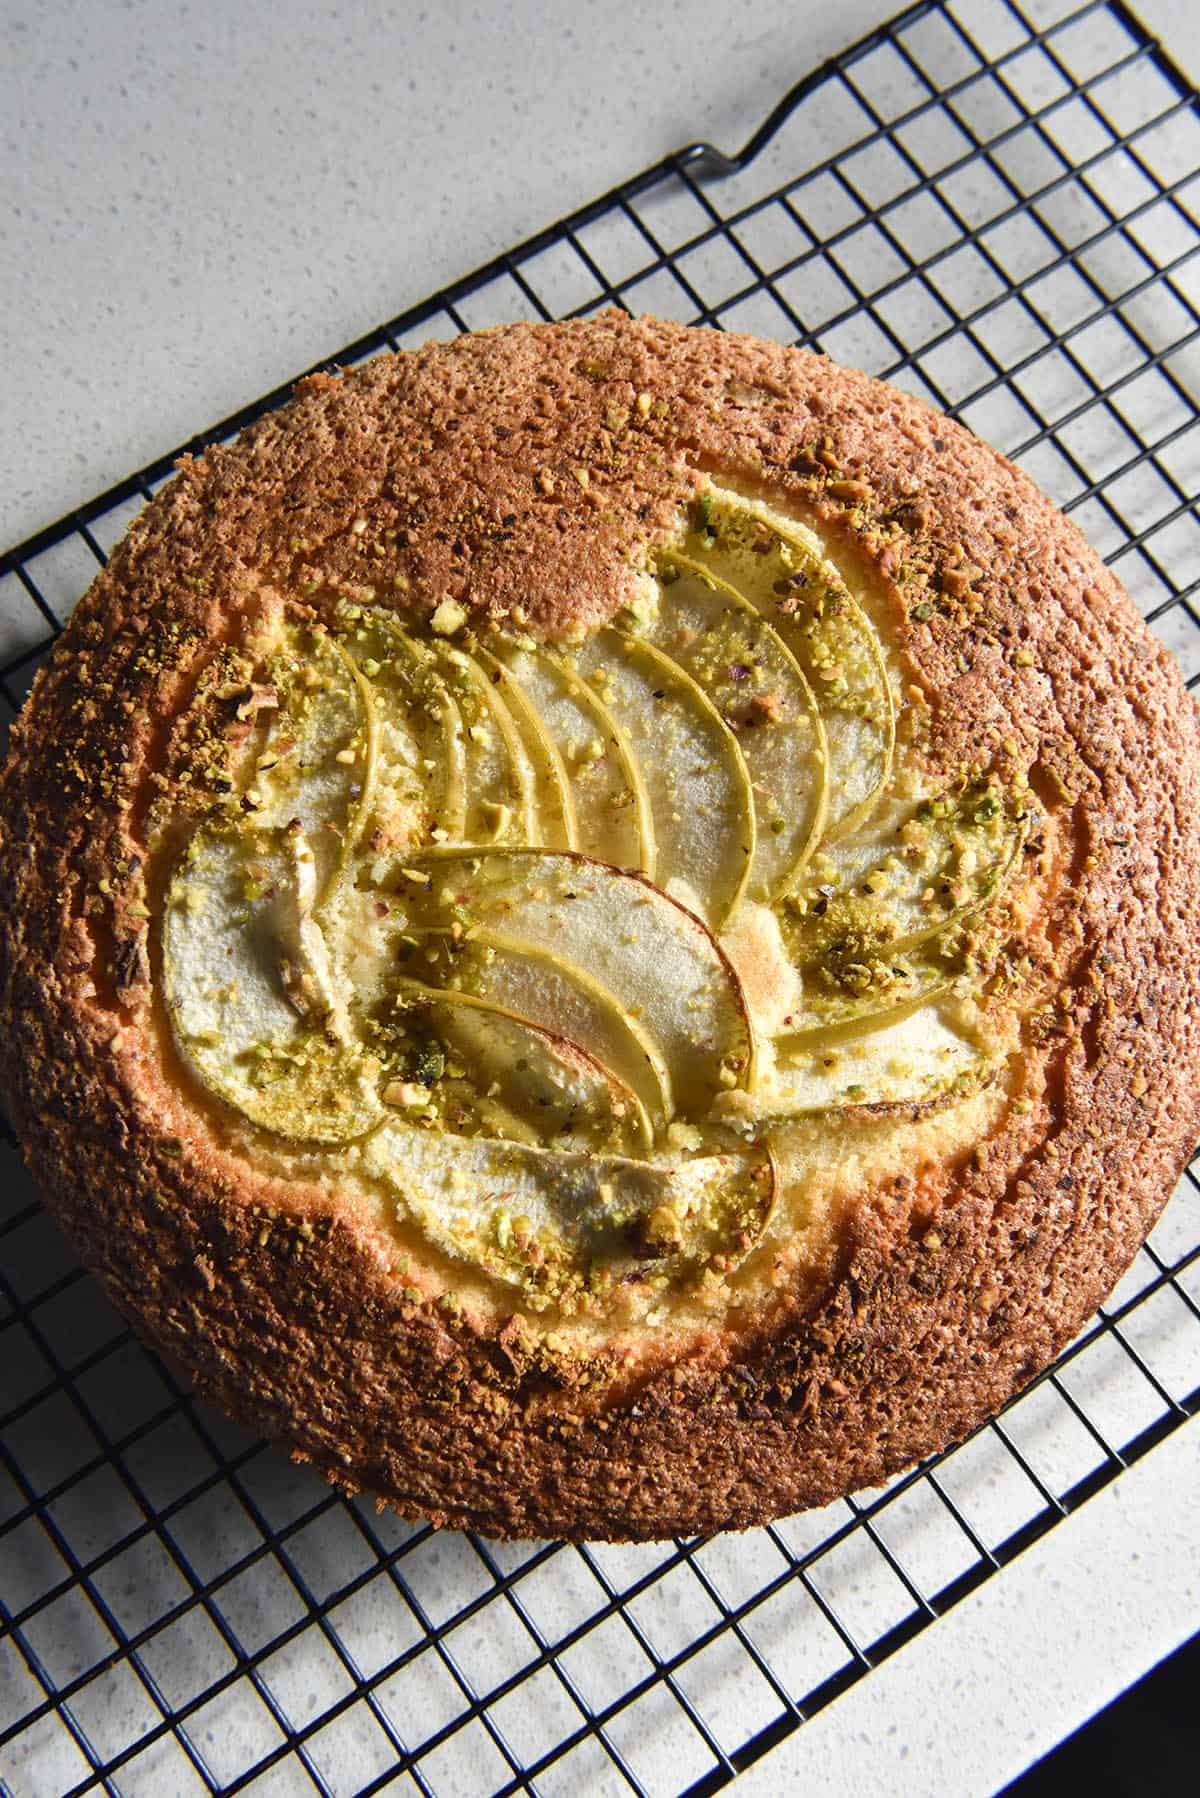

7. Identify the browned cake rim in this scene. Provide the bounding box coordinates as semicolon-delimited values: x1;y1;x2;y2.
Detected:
2;311;1198;1540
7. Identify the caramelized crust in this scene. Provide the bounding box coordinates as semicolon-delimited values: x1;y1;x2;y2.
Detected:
2;312;1199;1539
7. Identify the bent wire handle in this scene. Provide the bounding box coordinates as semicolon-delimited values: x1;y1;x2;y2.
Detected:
674;53;851;176
667;0;943;175
674;0;1184;178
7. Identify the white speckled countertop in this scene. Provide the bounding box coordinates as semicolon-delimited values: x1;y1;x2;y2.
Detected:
3;2;1199;1793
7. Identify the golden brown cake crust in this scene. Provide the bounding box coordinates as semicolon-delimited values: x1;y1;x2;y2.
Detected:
3;312;1200;1539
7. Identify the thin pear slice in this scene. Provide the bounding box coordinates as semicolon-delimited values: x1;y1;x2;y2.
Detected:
389;847;755;1112
498;643;653;872
388;978;652;1153
394;927;674;1134
570;628;755;929
162;823;383;1142
783;787;1030;970
431;643;536;844
778;980;955;1048
779;538;896;847
473;646;576;850
397;631;468;843
338;613;468;846
652;554;827;900
253;629;376;893
365;1122;775;1294
685;490;896;844
716;1000;991;1123
778;956;953;1039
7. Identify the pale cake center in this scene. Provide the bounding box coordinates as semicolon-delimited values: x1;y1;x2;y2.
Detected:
158;486;1047;1323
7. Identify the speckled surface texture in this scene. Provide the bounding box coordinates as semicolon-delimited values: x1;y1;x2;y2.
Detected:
8;309;1199;1545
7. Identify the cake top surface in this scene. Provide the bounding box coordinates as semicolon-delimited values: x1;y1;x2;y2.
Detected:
2;312;1198;1536
154;477;1051;1337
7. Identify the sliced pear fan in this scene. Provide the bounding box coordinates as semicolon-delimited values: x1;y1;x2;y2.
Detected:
157;479;1023;1288
390;847;756;1114
567;628;755;929
650;556;827;901
429;642;537;845
365;1121;775;1292
717;999;993;1123
388;978;652;1153
338;614;468;845
686;491;896;845
254;630;376;893
162;824;384;1142
472;647;577;850
394;927;674;1134
497;643;653;873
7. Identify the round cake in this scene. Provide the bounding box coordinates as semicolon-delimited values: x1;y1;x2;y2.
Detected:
2;312;1198;1540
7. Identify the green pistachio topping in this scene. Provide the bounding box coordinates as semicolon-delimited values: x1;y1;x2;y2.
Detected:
159;487;1045;1312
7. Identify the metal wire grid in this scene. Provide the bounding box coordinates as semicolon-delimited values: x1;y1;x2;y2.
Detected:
2;0;1199;1791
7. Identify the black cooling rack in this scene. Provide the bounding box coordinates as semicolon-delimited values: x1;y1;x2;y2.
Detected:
3;1;1200;1792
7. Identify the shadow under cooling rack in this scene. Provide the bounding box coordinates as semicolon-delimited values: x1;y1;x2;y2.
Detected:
3;1;1200;1794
